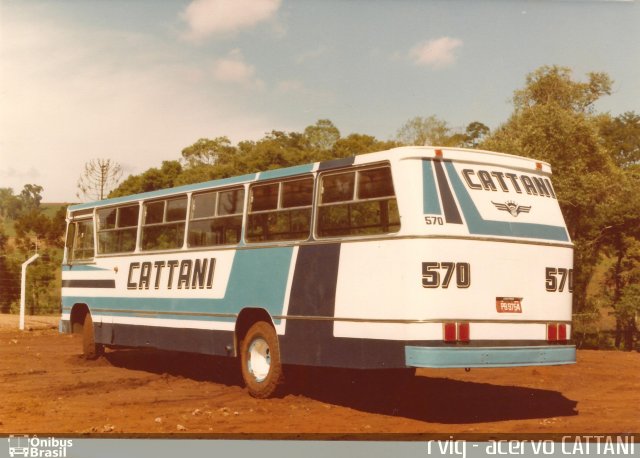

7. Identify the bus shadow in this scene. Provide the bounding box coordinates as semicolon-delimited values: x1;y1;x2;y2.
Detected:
104;348;245;387
285;367;578;424
102;350;577;424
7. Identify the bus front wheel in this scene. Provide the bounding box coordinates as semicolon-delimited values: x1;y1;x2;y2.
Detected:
240;321;283;398
82;313;104;360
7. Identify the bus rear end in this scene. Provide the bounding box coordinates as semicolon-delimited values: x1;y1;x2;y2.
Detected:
399;147;575;368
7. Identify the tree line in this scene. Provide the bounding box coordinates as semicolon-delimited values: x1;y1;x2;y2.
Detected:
0;185;66;314
1;65;638;349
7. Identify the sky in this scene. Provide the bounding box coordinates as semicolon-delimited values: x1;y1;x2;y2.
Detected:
1;0;638;202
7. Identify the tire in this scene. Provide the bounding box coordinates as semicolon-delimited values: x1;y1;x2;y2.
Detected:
240;321;284;398
82;312;104;360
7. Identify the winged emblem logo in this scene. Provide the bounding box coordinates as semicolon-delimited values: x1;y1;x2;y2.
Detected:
492;200;531;217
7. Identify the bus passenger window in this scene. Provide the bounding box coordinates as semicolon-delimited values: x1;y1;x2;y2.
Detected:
317;165;400;237
188;187;244;247
69;219;95;261
321;172;355;203
142;197;187;251
246;177;313;242
97;205;139;254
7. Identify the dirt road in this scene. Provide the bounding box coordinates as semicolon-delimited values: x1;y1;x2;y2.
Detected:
1;315;638;437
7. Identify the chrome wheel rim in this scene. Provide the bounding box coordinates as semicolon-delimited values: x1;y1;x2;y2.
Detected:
247;337;270;382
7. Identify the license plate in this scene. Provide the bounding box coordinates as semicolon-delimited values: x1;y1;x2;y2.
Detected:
496;297;523;313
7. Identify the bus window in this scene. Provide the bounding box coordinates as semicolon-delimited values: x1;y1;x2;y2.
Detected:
68;219;95;261
142;197;187;251
246;177;313;242
97;205;139;254
317;165;400;237
188;187;244;247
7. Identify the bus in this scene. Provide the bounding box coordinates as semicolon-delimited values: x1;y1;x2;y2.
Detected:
59;146;575;398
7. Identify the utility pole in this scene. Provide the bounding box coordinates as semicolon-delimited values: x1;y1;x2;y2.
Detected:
19;244;40;330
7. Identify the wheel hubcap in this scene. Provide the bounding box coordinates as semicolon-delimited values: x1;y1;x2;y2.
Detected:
247;337;271;382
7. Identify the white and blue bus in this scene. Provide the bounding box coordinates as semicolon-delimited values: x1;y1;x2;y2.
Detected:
60;146;575;397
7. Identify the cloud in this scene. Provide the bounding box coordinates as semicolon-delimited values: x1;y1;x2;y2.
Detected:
0;7;275;201
181;0;281;42
409;37;463;69
211;49;264;88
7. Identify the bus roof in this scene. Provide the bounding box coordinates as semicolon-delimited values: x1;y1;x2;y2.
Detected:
68;146;551;212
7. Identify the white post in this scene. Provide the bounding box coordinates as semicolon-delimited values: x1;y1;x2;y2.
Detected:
19;253;40;331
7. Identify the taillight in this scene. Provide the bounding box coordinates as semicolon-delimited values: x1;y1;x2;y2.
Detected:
443;322;456;342
458;322;470;342
558;323;567;341
443;322;470;342
548;323;569;342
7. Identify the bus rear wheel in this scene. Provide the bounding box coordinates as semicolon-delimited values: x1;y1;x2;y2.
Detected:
82;313;104;360
240;321;283;398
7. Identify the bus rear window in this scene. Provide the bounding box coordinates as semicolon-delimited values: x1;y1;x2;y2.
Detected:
317;165;400;238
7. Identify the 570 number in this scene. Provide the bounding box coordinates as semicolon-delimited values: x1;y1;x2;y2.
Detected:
545;267;574;293
422;262;471;289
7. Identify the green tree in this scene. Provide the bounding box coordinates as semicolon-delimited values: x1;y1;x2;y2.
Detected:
396;115;453;146
14;209;51;253
110;161;183;197
598;111;640;168
481;65;619;312
332;134;399;158
180;136;238;168
596;161;640;349
19;184;44;211
304;119;340;152
0;188;23;219
464;121;490;148
111;119;406;196
0;229;20;313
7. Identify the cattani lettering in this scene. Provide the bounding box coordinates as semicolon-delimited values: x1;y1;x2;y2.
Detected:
462;168;557;199
127;258;216;290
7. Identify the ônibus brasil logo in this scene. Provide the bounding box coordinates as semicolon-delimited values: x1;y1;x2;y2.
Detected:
7;435;73;458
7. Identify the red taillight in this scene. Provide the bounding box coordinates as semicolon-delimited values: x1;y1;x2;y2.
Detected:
547;323;558;341
443;322;469;342
458;322;470;342
444;322;456;342
435;149;443;158
558;324;567;341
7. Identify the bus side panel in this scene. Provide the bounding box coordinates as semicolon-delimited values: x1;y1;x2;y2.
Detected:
62;247;298;355
279;243;408;368
94;323;235;356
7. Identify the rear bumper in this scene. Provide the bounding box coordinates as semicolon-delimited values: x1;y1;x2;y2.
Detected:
405;344;576;368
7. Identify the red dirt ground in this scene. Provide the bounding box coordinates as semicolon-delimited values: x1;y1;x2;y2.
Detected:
1;315;638;437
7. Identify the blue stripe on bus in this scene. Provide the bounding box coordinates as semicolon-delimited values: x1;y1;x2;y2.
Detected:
62;246;294;322
422;160;442;215
69;173;257;211
405;345;576;368
258;164;315;181
444;161;570;242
